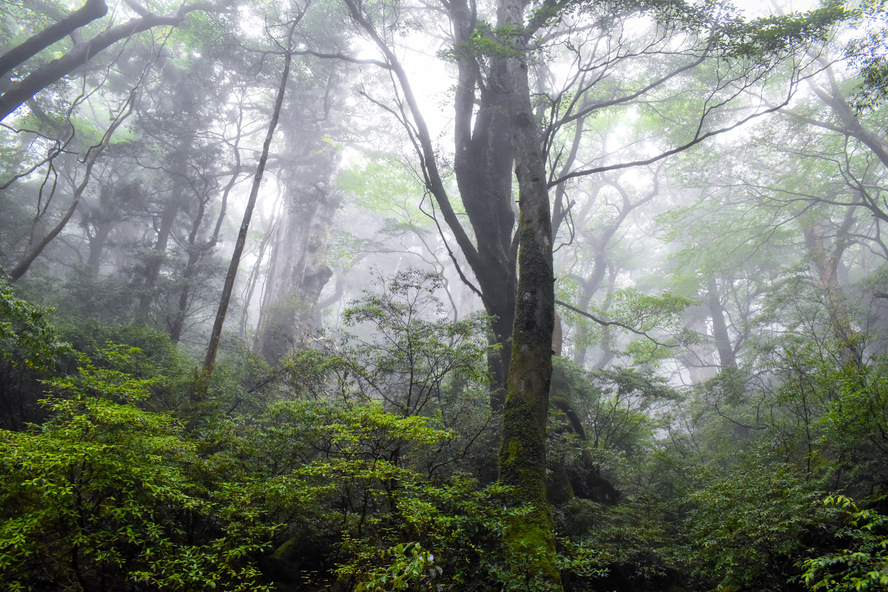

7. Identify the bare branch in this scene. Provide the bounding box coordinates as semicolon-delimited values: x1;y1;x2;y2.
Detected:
292;48;392;69
549;88;797;187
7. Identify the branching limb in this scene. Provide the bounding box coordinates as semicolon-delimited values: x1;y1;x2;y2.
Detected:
555;298;677;348
0;0;108;78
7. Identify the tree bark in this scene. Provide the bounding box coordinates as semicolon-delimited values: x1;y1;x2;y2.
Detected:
497;0;561;587
342;0;521;405
707;278;738;371
168;197;209;344
450;0;519;407
254;182;338;361
85;219;112;275
136;167;188;319
254;75;342;362
0;6;205;121
802;215;862;367
0;0;108;80
203;22;296;381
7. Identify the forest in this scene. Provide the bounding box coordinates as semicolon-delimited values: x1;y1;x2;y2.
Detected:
1;0;887;590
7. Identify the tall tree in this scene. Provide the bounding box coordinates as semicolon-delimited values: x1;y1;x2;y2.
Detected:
335;0;841;404
203;15;301;379
328;0;842;584
495;0;560;584
254;67;345;362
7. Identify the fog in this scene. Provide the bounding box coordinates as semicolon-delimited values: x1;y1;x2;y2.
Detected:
1;0;887;590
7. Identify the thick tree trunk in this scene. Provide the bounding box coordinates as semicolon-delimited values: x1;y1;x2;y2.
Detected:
342;0;522;404
451;0;519;407
168;199;209;344
85;221;112;276
803;217;862;367
253;72;342;362
137;176;186;319
497;0;561;586
254;177;339;362
707;278;738;371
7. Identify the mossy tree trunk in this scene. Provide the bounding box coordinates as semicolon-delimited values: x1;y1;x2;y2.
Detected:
497;0;561;587
254;79;342;363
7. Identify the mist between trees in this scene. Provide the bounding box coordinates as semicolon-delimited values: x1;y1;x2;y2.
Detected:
1;0;887;590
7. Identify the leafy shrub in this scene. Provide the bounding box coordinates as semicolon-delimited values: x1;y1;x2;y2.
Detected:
801;495;888;592
0;279;73;428
0;345;275;591
688;454;824;591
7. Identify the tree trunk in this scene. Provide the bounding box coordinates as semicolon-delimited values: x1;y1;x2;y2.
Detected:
254;181;339;361
497;0;561;586
254;76;342;363
343;0;520;406
707;278;738;371
802;216;862;367
136;175;186;319
85;219;113;276
451;0;518;407
168;197;209;344
203;21;297;381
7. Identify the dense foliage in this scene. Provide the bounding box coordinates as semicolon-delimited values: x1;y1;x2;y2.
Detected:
3;0;888;590
0;267;887;591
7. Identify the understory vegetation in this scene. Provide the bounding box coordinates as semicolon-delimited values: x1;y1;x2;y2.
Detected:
4;0;888;589
1;271;887;591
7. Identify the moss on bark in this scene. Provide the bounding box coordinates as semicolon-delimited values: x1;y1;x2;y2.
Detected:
495;1;562;583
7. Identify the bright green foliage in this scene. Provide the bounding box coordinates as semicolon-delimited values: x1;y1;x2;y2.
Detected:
816;360;888;486
54;319;200;412
0;279;74;428
847;0;888;112
8;247;888;592
715;2;846;60
555;496;683;591
802;495;888;592
284;270;495;479
0;279;72;372
0;345;275;591
330;475;514;592
548;360;684;587
354;541;443;591
608;288;695;365
550;358;676;459
453;21;526;59
747;334;888;490
254;399;511;591
338;157;428;220
334;157;442;270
